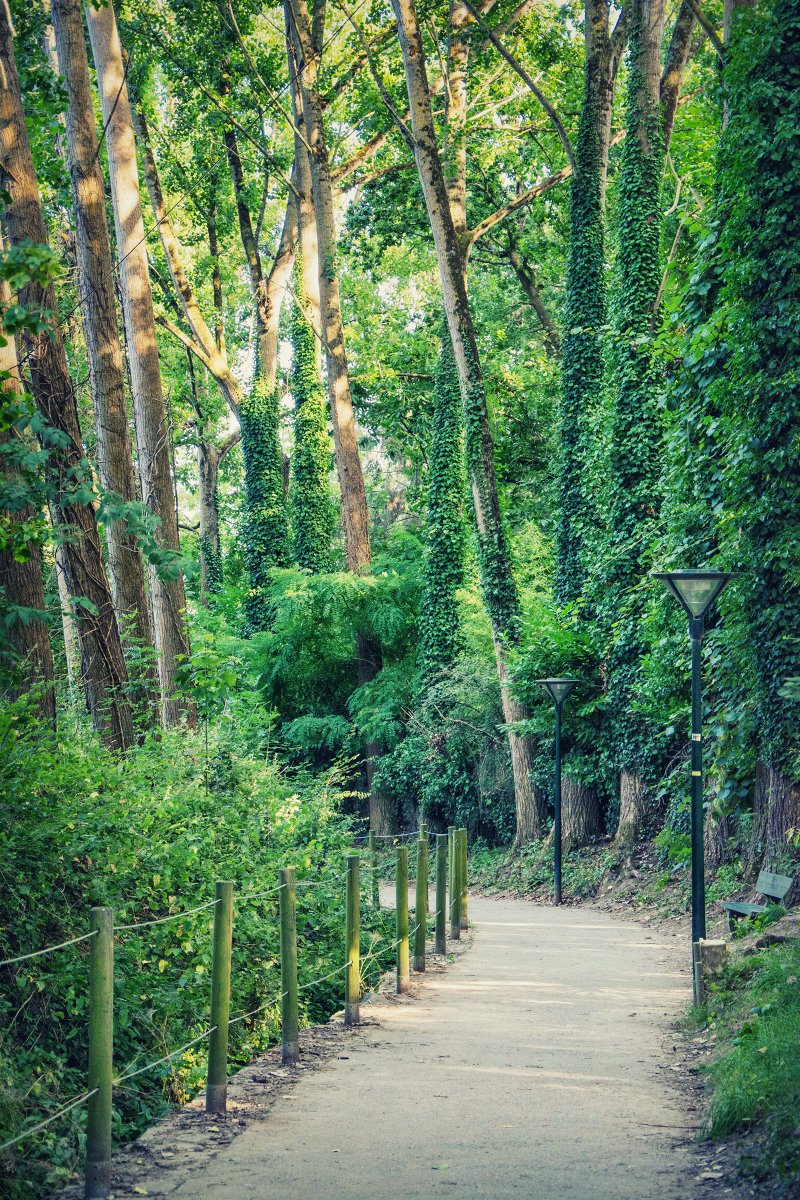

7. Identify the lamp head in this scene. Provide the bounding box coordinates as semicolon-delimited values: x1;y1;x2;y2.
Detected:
536;678;580;706
652;569;733;621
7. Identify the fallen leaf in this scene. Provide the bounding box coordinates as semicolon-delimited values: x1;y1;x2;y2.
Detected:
432;1164;450;1170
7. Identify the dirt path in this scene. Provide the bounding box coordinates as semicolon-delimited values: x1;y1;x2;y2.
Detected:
158;894;714;1200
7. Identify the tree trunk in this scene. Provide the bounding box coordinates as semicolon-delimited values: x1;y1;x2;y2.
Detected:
555;0;615;606
661;0;696;151
51;0;153;665
615;766;647;845
285;2;373;576
704;805;734;870
752;763;800;873
286;1;392;830
133;98;243;416
562;776;604;850
198;441;222;602
0;0;133;751
54;540;79;698
392;0;544;842
0;307;56;725
85;0;192;729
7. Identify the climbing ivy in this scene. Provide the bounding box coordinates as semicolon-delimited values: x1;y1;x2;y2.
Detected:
200;532;223;596
417;321;466;680
239;378;291;631
600;43;666;779
555;54;607;607
461;343;522;650
289;264;335;573
666;0;800;777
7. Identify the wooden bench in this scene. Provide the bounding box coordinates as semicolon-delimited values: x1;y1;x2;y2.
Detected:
721;869;794;931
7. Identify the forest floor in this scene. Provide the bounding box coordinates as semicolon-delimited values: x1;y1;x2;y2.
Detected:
59;889;761;1200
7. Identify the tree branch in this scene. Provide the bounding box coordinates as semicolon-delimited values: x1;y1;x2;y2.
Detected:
467;128;625;245
460;0;575;171
684;0;725;60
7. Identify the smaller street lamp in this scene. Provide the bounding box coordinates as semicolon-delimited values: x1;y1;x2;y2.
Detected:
652;570;733;953
536;679;580;906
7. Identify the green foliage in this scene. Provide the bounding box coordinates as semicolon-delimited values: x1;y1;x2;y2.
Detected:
555;54;607;606
417;323;466;680
699;944;800;1187
0;710;392;1198
599;46;666;784
289;268;335;574
239;379;291;632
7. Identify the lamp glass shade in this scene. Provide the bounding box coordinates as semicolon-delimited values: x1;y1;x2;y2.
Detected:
652;570;732;620
536;678;580;705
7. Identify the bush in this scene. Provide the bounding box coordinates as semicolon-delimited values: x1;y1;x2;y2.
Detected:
0;710;391;1198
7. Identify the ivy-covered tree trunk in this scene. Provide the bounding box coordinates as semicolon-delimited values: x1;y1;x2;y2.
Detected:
52;0;152;664
0;0;133;751
417;323;465;680
85;0;192;729
198;441;223;601
393;0;544;843
708;0;800;875
555;0;616;607
0;306;55;726
290;260;334;573
240;379;292;629
220;108;294;627
602;0;666;834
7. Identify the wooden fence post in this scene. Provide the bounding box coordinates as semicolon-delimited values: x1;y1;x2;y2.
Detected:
420;823;429;914
345;855;360;1025
459;828;468;929
206;881;233;1113
435;834;447;955
369;830;380;908
396;846;410;992
85;906;113;1200
279;867;299;1064
414;832;427;971
448;826;460;940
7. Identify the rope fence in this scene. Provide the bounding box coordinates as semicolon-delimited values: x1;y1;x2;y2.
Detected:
0;824;470;1199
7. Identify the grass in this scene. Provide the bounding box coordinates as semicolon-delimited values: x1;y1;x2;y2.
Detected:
700;943;800;1191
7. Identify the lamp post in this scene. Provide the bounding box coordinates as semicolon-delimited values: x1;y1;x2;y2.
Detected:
652;570;733;952
536;679;580;906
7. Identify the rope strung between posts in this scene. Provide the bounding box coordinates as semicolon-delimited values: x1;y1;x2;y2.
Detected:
236;882;286;905
114;1027;218;1085
0;1089;98;1152
116;897;219;932
227;959;354;1027
0;929;97;969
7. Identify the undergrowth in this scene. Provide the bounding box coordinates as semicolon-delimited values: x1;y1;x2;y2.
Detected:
698;944;800;1193
0;705;394;1199
469;838;617;900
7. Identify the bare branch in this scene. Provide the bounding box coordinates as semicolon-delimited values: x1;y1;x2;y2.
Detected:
460;0;575;171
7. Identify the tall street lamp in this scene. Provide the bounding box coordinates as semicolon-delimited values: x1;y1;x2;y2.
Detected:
652;570;733;952
536;679;580;906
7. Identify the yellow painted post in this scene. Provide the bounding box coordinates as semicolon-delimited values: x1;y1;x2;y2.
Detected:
85;907;113;1200
435;834;447;954
279;867;299;1064
206;881;234;1113
414;832;427;971
345;855;360;1025
396;846;410;992
459;828;468;929
448;825;459;940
